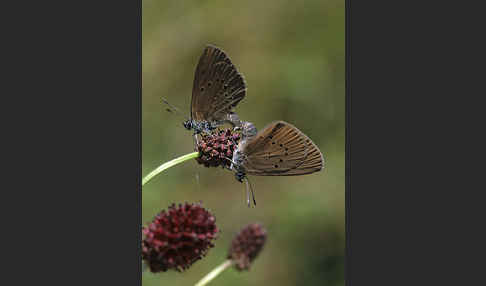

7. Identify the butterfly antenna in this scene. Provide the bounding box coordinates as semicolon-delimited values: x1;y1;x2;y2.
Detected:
244;178;250;207
248;177;257;206
244;177;256;207
161;97;190;120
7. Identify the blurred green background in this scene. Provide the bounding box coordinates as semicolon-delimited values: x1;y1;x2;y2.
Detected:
142;0;344;285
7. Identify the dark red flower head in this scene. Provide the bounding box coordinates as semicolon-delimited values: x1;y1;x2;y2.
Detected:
195;128;240;168
227;223;267;271
142;202;219;273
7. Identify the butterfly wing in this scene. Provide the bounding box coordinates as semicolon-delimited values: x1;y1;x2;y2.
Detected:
240;121;324;176
191;45;247;122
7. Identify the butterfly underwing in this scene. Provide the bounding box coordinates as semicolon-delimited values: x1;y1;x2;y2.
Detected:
232;121;324;182
183;45;248;134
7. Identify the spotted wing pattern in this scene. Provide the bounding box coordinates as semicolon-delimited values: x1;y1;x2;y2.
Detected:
191;45;247;123
239;121;324;176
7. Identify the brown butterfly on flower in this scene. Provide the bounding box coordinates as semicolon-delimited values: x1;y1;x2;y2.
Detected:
163;45;257;141
229;121;324;206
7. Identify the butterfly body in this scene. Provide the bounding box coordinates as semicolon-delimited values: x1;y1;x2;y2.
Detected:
183;119;215;134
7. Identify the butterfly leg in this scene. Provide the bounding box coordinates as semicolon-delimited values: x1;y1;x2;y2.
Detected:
223;162;233;171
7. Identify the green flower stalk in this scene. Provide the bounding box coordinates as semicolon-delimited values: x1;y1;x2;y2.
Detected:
142;151;200;186
194;223;267;286
194;260;233;286
142;128;241;187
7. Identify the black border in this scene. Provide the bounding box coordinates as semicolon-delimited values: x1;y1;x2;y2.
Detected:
18;0;473;284
345;0;351;284
136;0;143;281
11;0;143;284
344;1;475;285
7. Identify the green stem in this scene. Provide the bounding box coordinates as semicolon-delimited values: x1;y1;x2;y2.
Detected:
142;151;200;186
194;260;232;286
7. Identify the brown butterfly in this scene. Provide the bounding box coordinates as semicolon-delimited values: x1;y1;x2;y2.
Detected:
230;121;324;206
182;44;248;135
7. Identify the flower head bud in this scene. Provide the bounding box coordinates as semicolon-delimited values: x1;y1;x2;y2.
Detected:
195;129;241;168
227;223;267;271
142;202;219;272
